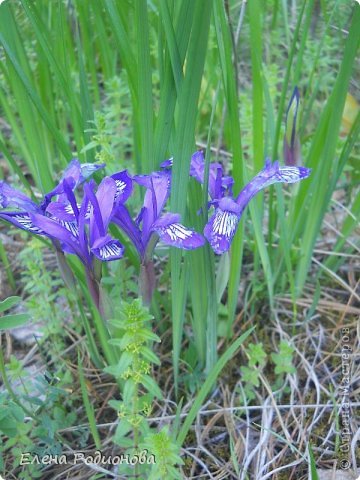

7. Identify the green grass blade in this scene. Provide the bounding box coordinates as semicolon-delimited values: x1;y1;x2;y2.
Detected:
135;0;154;173
176;326;254;446
170;0;212;385
248;0;264;173
103;0;137;98
154;0;195;165
78;354;102;449
0;30;71;163
75;23;95;163
212;0;246;331
308;443;320;480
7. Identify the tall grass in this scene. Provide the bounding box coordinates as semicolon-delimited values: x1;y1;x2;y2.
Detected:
0;0;358;380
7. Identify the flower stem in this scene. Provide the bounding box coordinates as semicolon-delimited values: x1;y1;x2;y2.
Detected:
139;260;155;307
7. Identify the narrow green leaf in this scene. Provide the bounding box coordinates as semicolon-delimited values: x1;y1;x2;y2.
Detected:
176;327;254;446
308;443;320;480
135;0;154;173
0;31;71;161
78;354;101;449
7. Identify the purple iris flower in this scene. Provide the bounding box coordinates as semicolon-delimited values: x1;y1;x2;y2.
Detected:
0;161;131;310
113;169;205;258
0;159;105;233
30;174;130;265
163;150;311;254
203;158;311;254
111;169;205;303
0;160;129;266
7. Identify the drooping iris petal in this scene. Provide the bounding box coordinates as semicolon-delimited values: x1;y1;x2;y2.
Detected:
58;220;79;238
0;211;46;235
91;234;124;261
275;165;311;183
0;182;38;212
111;170;133;203
152;213;205;250
204;197;242;255
30;213;88;264
235;159;311;210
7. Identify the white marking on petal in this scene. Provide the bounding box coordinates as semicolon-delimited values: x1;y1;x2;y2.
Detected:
212;210;238;238
13;214;43;233
64;204;75;214
60;220;79;238
81;164;98;176
163;223;193;241
85;204;93;219
278;167;302;183
99;243;122;260
114;179;126;198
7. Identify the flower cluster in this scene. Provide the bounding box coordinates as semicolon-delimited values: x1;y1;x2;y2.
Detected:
0;154;312;260
0;159;205;267
0;153;311;302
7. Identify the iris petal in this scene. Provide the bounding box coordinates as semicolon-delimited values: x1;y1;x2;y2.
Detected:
0;211;46;235
133;171;171;242
236;159;311;209
59;220;79;238
204;207;239;255
152;213;205;250
46;202;78;222
276;166;311;183
30;213;87;263
91;235;124;261
0;182;38;212
111;170;133;203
